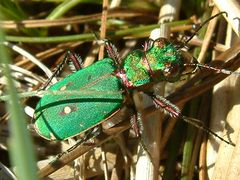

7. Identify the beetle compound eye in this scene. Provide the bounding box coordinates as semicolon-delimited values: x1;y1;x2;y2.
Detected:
163;63;180;78
153;38;170;49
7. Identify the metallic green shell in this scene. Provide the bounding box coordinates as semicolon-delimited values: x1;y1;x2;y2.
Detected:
123;41;182;87
123;50;148;86
34;58;124;140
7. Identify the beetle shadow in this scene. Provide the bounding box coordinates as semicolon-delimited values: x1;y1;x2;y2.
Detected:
207;75;240;150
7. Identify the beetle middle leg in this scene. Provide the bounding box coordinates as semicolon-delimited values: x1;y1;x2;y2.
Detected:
130;110;155;162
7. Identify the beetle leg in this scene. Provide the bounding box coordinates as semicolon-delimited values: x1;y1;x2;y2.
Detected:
151;95;235;146
66;126;101;153
129;111;154;162
138;136;154;163
51;126;102;162
151;95;181;118
41;50;83;90
93;32;122;67
66;50;83;71
100;39;122;67
130;113;141;137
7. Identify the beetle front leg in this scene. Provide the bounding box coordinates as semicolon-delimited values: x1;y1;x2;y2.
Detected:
151;95;235;146
151;95;181;118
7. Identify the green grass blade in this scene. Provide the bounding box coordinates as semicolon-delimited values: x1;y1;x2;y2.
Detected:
47;0;102;20
0;19;38;180
0;0;41;36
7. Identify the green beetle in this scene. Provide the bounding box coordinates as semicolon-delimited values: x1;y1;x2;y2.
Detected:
33;38;191;141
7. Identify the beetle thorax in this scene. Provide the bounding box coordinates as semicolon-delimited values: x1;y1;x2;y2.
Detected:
120;38;184;88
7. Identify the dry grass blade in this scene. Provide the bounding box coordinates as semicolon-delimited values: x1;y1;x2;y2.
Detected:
38;121;130;178
0;10;151;29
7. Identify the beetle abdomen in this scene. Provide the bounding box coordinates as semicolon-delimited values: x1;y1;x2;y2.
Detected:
34;58;124;140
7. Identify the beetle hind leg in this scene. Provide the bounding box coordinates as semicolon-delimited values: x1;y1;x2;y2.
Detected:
50;126;102;163
130;113;154;162
41;50;83;90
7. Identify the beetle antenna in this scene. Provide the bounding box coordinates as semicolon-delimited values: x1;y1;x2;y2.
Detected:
180;11;227;49
184;62;240;76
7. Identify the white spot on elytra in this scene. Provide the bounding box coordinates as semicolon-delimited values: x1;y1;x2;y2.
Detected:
64;106;72;114
60;85;67;91
79;123;84;128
